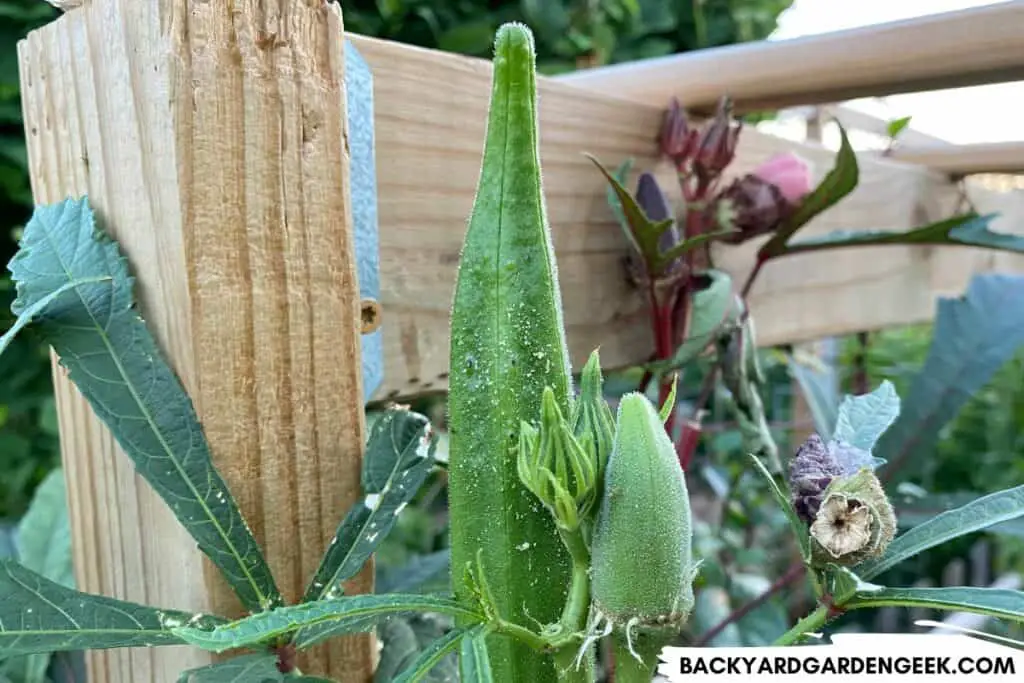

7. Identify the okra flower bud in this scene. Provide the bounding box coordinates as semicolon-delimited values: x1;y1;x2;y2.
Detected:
590;392;698;648
571;350;615;483
517;387;599;531
809;468;896;567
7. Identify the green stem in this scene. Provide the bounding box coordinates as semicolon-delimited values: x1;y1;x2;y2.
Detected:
555;527;592;634
773;605;830;646
611;633;663;683
553;646;594;683
493;618;551;652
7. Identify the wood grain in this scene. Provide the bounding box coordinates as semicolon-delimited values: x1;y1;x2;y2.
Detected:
19;2;373;681
555;2;1024;111
348;34;1024;401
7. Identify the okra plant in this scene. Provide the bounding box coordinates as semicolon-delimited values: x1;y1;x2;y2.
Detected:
3;19;1024;683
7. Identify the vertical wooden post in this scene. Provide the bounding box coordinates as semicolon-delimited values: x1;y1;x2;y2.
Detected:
18;2;373;681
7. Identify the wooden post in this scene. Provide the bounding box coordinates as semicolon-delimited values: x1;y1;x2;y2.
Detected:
18;2;373;681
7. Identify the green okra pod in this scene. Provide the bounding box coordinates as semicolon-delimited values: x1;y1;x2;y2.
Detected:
448;22;573;683
590;392;698;675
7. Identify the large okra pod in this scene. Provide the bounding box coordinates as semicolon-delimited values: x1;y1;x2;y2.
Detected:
448;23;573;682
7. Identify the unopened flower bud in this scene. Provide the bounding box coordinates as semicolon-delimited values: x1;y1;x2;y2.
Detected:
714;174;790;244
788;434;844;524
591;393;697;638
692;96;741;185
517;387;598;531
660;98;699;169
809;468;896;567
571;350;615;483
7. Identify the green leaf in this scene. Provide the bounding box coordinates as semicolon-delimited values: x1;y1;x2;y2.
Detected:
176;653;283;683
392;627;466;683
604;157;634;245
6;197;282;612
0;276;111;357
172;594;482;654
303;409;438;603
761;122;858;257
458;627;494;683
375;616;457;683
447;24;571;683
650;270;738;375
0;560;222;657
847;586;1024;624
785;354;838;439
886;116;912;139
749;454;809;560
589;154;672;269
876;274;1024;479
15;468;72;589
376;550;451;595
858;484;1024;580
11;468;74;683
832;379;899;453
783;213;1024;256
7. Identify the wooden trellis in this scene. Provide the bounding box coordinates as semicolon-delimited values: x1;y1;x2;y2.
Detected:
16;1;1024;681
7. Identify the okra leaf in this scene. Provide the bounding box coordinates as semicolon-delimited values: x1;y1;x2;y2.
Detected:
761;122;858;257
876;274;1024;480
392;627;467;683
832;380;899;454
10;469;74;683
847;586;1024;623
459;627;494;683
782;213;1024;256
604;157;635;247
172;594;482;653
858;484;1024;580
6;197;281;612
176;653;283;683
448;23;572;683
749;454;810;560
0;276;110;357
0;560;222;656
303;409;438;603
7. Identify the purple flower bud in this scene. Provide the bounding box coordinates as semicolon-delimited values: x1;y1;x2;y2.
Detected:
660;98;698;168
788;434;843;524
692;97;742;185
714;174;791;244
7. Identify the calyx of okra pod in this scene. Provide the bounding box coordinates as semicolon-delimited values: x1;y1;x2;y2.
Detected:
789;434;897;567
588;392;698;659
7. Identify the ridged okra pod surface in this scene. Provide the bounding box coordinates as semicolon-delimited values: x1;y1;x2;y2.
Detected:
447;23;572;683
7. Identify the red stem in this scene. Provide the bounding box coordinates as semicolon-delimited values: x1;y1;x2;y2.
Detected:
695;562;806;646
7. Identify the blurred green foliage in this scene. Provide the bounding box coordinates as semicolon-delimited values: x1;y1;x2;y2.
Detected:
0;0;59;521
339;0;794;73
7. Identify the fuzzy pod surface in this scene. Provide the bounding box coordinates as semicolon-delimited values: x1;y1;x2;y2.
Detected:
447;23;572;683
591;392;696;631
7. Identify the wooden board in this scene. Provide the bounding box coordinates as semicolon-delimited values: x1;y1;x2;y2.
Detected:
20;3;372;681
349;35;1024;401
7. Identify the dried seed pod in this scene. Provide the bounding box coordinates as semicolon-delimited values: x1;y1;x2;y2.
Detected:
809;468;897;567
590;393;698;638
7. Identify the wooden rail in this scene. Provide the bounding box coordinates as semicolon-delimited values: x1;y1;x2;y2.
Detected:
349;35;1024;400
555;2;1024;111
893;142;1024;176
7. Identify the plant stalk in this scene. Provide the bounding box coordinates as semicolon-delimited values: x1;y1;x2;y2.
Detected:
773;605;830;646
611;633;664;683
